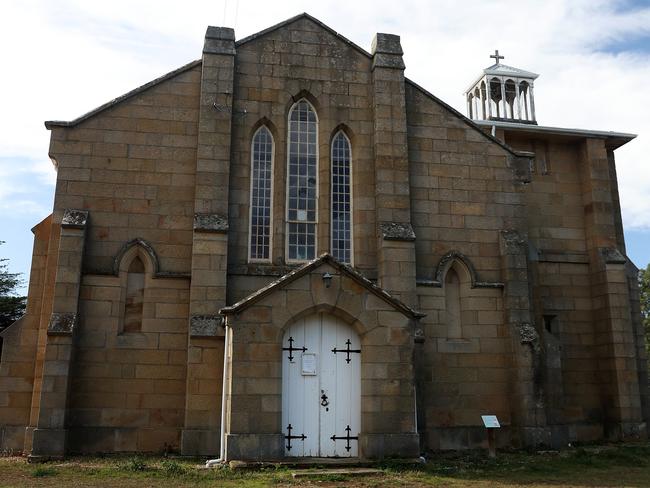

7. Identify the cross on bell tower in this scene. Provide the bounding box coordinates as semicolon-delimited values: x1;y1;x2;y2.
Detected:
464;50;539;124
490;49;504;64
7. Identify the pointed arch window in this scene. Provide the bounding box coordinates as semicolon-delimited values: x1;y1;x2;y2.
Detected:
249;125;274;261
123;256;145;333
287;99;318;261
331;131;352;264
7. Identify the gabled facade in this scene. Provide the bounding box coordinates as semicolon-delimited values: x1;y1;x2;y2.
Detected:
0;13;647;460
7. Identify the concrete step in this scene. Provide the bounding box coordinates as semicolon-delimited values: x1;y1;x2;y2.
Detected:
227;457;420;470
291;468;383;478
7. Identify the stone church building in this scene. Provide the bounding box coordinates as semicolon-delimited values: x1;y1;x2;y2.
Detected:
0;13;648;460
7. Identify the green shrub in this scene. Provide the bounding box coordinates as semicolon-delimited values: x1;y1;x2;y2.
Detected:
31;466;57;477
120;456;148;472
160;459;187;476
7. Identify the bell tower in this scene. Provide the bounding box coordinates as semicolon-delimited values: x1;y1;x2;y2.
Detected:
465;50;539;124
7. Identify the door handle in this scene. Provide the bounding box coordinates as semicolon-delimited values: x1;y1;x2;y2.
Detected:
320;390;329;407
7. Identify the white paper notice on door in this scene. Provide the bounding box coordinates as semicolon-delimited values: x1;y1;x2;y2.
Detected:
301;353;317;375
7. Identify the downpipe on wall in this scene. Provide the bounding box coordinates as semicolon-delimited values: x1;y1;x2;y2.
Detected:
206;320;230;467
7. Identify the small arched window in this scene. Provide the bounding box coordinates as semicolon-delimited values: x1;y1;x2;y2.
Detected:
331;131;352;264
123;256;145;333
287;99;318;261
249;126;274;261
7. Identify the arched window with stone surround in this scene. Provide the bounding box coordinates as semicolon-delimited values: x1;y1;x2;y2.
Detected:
123;256;145;333
331;130;352;264
114;239;157;335
249;125;274;262
287;99;318;262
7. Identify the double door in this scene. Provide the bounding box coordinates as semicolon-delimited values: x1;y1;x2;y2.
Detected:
281;313;361;457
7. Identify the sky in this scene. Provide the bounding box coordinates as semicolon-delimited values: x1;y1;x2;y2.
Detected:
1;0;649;294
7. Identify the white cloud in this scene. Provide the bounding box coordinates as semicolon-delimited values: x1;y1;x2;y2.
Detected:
0;158;53;217
0;0;648;231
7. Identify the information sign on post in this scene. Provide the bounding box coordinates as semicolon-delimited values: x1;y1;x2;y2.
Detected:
481;415;500;458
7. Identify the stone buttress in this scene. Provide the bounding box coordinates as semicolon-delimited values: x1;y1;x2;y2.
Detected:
181;26;235;456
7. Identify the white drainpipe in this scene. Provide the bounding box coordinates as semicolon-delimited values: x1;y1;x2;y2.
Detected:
205;319;230;467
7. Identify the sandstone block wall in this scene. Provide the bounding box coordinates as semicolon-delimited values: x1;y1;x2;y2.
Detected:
227;17;377;286
0;217;52;452
40;64;202;453
48;64;201;275
405;82;529;449
505;133;648;444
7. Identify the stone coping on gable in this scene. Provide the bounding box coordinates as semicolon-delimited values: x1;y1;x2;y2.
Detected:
220;253;425;320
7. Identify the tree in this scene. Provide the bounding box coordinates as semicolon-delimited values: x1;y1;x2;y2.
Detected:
0;242;26;331
640;263;650;355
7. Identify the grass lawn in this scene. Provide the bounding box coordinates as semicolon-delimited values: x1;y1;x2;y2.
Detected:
1;442;650;487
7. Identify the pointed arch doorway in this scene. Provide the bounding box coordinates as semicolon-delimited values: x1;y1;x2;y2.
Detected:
281;313;361;457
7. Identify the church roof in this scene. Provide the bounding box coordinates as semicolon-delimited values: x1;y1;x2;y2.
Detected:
405;78;533;158
44;14;568;158
483;63;539;79
474;119;636;150
44;13;371;130
220;253;426;320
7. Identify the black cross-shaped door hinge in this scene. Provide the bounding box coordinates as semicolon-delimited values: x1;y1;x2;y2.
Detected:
330;424;358;452
285;423;306;451
283;336;307;363
332;339;361;363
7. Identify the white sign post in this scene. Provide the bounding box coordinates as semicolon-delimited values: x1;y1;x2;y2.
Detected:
481;415;500;458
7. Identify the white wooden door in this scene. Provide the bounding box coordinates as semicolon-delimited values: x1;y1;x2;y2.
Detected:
281;313;361;457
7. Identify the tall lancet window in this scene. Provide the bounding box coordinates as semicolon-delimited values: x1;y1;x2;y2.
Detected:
445;267;462;339
287;100;318;261
249;126;274;261
124;256;145;333
331;131;352;264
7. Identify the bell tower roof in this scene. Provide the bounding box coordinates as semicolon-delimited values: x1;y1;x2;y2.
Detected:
465;50;539;125
483;62;539;79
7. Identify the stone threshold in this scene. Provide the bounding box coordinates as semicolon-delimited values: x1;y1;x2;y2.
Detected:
292;467;383;478
226;457;421;470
